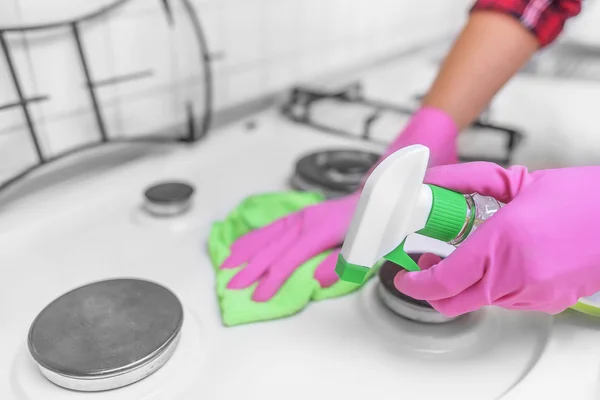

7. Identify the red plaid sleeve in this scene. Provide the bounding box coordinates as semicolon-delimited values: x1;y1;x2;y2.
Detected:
471;0;583;47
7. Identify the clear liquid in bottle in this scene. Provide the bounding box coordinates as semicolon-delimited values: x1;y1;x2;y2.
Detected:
449;193;504;245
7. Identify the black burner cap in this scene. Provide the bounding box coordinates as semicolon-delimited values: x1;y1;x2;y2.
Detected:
378;259;433;309
144;182;195;204
294;149;379;194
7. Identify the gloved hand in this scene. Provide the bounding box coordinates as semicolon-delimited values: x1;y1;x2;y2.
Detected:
222;106;459;301
395;162;600;316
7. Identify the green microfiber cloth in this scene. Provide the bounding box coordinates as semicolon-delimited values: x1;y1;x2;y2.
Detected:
207;191;379;326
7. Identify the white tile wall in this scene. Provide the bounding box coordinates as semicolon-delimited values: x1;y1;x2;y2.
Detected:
0;0;471;178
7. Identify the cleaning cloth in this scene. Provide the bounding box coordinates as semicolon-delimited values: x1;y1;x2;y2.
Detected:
208;191;378;326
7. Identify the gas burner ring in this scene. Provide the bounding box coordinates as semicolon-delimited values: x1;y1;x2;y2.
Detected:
291;149;380;198
376;283;458;324
144;181;195;217
313;151;375;183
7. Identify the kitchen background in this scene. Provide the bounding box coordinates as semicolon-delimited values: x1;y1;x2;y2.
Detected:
0;0;470;184
1;0;600;188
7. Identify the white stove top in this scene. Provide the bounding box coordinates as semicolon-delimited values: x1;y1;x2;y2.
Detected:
1;109;600;400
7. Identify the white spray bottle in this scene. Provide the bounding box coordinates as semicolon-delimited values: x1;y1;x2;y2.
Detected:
335;144;503;284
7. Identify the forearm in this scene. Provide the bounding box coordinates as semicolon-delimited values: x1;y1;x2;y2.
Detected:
422;11;539;131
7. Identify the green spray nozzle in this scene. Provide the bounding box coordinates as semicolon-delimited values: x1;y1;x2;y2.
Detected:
383;239;420;271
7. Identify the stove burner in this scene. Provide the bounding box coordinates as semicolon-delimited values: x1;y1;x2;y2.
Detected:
290;149;379;198
144;181;195;216
28;279;183;392
377;260;461;324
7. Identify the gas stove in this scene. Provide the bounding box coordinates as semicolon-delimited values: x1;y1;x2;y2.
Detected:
1;109;600;400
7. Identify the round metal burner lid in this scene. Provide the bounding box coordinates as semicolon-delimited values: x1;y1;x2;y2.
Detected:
28;279;183;380
293;149;379;194
144;182;195;204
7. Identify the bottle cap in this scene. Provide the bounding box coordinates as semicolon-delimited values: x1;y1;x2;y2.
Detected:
383;185;467;271
417;185;467;242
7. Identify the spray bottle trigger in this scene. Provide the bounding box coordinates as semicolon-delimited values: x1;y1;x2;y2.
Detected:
383;239;420;272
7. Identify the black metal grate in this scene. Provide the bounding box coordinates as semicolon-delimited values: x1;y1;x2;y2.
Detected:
0;0;213;193
281;82;524;167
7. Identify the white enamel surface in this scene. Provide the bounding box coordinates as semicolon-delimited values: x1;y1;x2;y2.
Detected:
340;145;432;269
1;109;599;400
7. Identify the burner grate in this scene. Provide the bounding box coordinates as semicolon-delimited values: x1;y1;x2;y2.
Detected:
0;0;213;194
281;82;524;167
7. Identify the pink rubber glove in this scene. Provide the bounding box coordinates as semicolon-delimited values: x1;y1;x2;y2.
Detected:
395;162;600;316
222;107;458;301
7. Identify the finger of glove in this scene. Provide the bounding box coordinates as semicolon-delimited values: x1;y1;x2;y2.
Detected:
488;301;563;314
424;162;532;204
494;282;581;312
501;301;552;311
428;283;491;317
418;253;442;270
221;217;289;269
393;253;441;283
427;272;568;317
227;224;300;289
252;239;331;302
394;242;488;301
313;250;340;288
539;295;581;314
536;303;572;315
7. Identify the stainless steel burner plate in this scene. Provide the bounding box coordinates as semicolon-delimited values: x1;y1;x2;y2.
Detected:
28;278;184;392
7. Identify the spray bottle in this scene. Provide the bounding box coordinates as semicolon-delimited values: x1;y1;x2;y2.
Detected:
335;144;503;284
